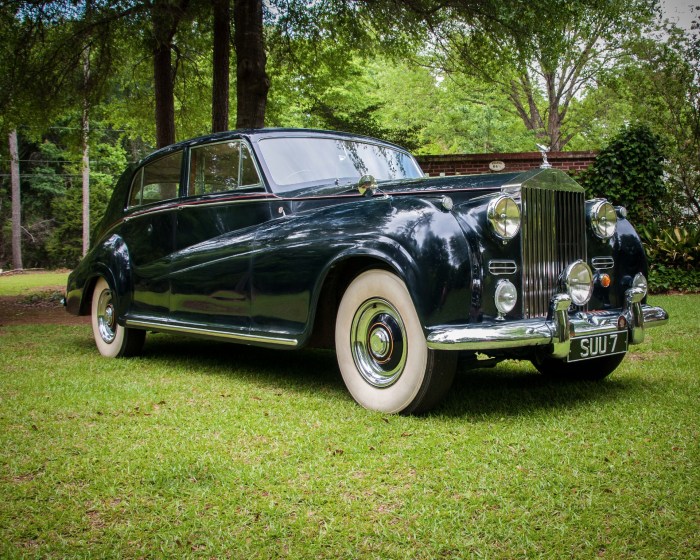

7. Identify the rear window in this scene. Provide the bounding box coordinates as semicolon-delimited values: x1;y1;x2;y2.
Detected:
128;151;183;208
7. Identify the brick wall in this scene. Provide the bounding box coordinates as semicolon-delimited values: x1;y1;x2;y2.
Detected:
415;151;597;177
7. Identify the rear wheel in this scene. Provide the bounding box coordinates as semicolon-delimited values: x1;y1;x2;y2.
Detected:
91;277;145;358
335;269;456;414
532;353;625;381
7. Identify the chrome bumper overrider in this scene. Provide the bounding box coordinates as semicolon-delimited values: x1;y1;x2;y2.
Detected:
426;288;668;356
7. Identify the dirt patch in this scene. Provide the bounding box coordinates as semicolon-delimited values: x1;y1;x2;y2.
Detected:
0;294;90;327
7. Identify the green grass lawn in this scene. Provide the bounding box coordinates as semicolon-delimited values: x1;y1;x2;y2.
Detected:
0;271;70;296
1;282;698;558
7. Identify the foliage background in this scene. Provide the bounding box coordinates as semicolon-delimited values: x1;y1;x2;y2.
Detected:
0;1;698;291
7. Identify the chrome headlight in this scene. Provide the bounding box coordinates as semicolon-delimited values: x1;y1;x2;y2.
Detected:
590;199;617;239
494;279;518;316
562;260;593;306
487;195;520;240
632;272;648;298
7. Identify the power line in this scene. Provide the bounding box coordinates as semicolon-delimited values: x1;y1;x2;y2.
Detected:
0;173;110;178
0;159;123;164
23;125;130;132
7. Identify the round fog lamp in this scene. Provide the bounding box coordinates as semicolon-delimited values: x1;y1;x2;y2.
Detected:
563;260;593;306
495;279;518;315
632;272;648;298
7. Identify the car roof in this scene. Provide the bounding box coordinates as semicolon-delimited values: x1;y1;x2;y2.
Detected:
138;128;410;167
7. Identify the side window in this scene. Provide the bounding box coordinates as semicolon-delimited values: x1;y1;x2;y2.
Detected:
188;141;261;196
128;151;183;208
189;142;240;196
240;143;261;187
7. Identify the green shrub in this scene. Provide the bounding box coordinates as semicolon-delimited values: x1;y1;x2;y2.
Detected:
640;220;700;292
579;124;666;227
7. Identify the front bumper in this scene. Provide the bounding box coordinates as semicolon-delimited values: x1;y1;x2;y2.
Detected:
426;288;668;358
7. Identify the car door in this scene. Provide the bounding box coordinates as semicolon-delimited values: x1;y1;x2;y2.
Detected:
121;150;182;319
169;139;274;332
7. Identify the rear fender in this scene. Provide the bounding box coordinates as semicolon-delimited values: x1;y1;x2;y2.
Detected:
66;234;133;319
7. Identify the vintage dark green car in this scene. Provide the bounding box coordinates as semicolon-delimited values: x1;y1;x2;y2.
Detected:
65;129;668;413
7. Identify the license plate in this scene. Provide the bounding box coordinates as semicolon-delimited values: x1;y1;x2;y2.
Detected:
568;331;628;362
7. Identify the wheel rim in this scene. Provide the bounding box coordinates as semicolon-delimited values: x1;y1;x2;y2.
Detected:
350;298;407;388
96;288;117;344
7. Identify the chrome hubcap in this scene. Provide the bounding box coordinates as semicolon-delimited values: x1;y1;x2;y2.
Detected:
350;298;407;388
96;289;117;344
369;325;391;361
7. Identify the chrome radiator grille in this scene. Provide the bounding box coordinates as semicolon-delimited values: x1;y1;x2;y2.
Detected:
520;186;586;318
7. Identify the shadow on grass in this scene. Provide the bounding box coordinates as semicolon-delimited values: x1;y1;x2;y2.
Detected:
138;332;347;398
437;364;633;419
120;333;635;419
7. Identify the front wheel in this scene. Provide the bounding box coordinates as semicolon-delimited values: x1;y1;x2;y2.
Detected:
91;277;145;358
335;269;456;414
532;353;625;381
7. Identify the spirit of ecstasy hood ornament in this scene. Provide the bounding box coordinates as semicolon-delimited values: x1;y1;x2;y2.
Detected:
536;144;552;169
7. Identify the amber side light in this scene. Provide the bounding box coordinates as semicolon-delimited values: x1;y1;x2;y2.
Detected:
598;273;611;288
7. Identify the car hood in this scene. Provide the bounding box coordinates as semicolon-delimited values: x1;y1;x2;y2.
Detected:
278;172;526;199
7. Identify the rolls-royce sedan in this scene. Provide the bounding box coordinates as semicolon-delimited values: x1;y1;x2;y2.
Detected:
65;129;668;413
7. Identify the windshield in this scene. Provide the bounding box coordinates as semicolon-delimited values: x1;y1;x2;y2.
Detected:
258;137;423;192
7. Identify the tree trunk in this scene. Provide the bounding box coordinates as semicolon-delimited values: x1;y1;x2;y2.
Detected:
152;0;183;148
234;0;269;129
81;109;90;256
509;72;572;150
153;39;175;148
82;47;91;256
9;129;22;270
212;0;230;132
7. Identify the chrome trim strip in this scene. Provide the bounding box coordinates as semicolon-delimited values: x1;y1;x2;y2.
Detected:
426;303;668;351
124;203;180;221
96;193;280;244
125;319;299;347
177;192;277;210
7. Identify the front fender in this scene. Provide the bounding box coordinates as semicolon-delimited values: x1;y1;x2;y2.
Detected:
613;217;649;303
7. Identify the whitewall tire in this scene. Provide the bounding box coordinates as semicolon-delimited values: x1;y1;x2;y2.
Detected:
335;269;456;414
91;277;145;358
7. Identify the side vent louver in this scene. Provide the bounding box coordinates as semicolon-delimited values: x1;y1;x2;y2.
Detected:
591;256;615;270
489;260;518;275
